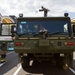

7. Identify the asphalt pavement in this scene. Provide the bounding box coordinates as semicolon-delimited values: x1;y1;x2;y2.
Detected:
0;51;75;75
0;51;19;75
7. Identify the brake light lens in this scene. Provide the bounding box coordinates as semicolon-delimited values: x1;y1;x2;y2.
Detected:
67;42;74;46
15;42;21;46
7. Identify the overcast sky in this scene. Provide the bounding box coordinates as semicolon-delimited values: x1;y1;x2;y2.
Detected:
0;0;75;19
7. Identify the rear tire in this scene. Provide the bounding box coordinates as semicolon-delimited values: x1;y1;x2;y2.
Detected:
62;54;72;70
56;57;64;69
21;56;30;70
55;53;73;70
69;53;73;66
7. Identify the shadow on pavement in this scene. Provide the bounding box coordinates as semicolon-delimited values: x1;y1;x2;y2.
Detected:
23;61;75;75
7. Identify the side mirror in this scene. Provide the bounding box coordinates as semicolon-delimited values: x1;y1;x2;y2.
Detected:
73;25;75;33
11;25;16;33
11;25;16;37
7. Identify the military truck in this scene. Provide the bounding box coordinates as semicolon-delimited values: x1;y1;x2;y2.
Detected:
11;13;75;70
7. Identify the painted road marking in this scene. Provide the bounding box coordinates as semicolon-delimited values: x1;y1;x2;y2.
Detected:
73;52;75;60
69;67;75;74
6;51;15;55
0;62;5;67
0;51;14;67
13;64;21;75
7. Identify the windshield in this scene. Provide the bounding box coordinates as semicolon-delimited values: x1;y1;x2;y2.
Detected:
17;19;71;35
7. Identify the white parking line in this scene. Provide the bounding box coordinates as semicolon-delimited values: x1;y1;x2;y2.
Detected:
13;65;21;75
73;52;75;60
69;67;75;74
0;51;14;67
0;62;5;67
73;58;75;60
6;51;15;55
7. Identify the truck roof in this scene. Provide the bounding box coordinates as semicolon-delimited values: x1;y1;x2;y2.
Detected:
17;17;70;21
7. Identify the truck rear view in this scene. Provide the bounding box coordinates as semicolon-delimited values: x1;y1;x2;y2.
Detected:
11;14;75;70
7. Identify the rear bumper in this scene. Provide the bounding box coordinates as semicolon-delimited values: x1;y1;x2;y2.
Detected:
14;39;75;53
15;48;75;53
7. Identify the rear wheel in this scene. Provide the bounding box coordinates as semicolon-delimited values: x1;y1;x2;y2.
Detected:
69;53;73;67
21;56;30;70
55;53;73;70
55;54;63;68
63;53;73;69
56;57;64;69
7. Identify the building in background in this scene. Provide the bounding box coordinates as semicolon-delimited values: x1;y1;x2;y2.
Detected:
71;18;75;24
0;14;16;63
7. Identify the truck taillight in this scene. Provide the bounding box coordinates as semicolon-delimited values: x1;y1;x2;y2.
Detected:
67;42;74;46
15;42;21;46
